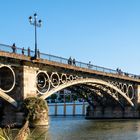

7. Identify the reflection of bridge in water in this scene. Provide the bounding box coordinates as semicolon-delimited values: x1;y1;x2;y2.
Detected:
0;43;140;126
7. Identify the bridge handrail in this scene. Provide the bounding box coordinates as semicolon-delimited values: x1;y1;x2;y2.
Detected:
0;43;139;79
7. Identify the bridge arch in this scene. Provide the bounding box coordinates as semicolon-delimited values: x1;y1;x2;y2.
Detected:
0;65;17;107
0;65;15;93
40;78;134;107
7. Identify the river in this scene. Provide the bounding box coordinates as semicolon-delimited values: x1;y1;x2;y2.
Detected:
29;116;140;140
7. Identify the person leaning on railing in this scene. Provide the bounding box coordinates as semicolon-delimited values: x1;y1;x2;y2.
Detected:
68;57;72;65
88;61;92;69
22;47;24;55
37;49;40;58
28;47;30;56
12;43;16;53
73;58;76;66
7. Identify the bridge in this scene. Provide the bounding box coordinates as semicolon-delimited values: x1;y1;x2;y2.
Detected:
0;43;140;126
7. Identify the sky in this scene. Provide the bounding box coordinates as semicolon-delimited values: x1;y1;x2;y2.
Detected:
0;0;140;74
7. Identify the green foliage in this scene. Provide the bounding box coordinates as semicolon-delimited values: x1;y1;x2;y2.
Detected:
0;97;48;140
50;94;57;100
23;97;48;122
65;96;70;102
0;127;13;140
72;95;77;101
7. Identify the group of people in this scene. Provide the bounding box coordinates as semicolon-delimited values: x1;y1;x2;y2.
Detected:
68;57;76;66
116;68;122;75
11;43;40;58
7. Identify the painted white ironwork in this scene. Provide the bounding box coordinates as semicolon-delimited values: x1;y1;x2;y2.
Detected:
40;78;134;107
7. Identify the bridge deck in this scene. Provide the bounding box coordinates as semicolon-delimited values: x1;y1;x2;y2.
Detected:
0;50;140;83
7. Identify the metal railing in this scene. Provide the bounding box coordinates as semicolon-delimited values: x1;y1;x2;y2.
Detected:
0;43;139;79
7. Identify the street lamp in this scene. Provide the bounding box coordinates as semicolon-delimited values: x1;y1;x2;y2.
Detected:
29;13;42;59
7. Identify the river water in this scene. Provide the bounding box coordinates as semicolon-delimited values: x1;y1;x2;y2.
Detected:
29;116;140;140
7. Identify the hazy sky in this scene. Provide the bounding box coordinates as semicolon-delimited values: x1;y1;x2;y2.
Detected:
0;0;140;74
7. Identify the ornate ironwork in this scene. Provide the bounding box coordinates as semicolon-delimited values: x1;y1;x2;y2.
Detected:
37;71;135;107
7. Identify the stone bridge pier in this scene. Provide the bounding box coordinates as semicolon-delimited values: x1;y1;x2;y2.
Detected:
0;64;38;126
0;64;49;126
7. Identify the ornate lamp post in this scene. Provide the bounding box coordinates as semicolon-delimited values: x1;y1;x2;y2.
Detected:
29;13;42;59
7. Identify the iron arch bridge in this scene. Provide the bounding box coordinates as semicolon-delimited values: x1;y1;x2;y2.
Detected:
0;66;136;108
37;71;135;108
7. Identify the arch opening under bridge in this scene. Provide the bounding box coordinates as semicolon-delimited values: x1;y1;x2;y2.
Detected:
0;65;17;107
40;78;135;107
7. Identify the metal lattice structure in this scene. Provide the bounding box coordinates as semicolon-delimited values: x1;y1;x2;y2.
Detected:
36;71;135;107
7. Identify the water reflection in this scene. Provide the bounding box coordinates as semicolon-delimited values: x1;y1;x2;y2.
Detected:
29;126;50;140
44;117;140;140
12;116;140;140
